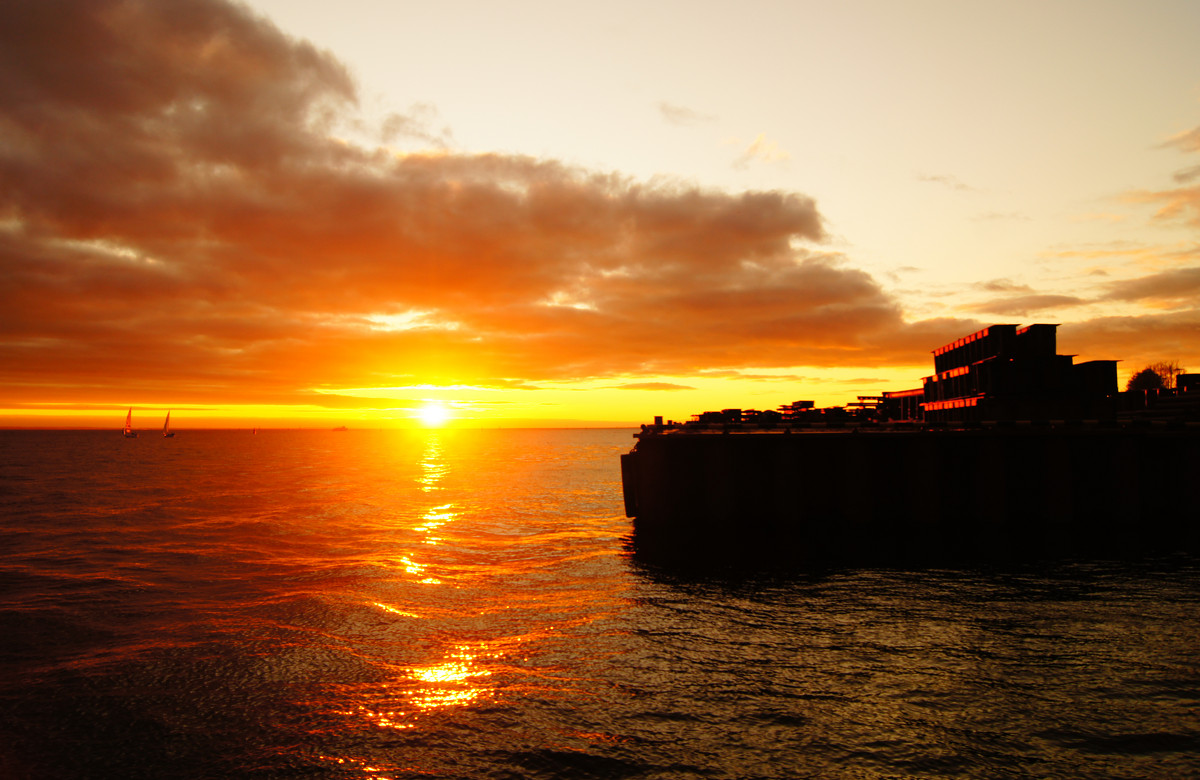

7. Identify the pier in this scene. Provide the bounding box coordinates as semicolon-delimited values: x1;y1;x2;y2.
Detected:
621;324;1199;562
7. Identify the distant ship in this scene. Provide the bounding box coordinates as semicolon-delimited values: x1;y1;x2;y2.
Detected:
122;407;138;438
162;411;175;438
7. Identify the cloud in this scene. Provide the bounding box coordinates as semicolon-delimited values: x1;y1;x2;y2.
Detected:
0;0;944;410
1101;266;1200;306
965;294;1088;317
1130;123;1200;226
973;211;1031;222
657;101;715;126
967;264;1200;317
1160;125;1200;154
1172;165;1200;184
1071;212;1128;224
1061;311;1200;369
697;370;809;381
917;173;974;191
612;382;695;391
963;278;1088;317
380;103;454;147
977;279;1034;293
1127;186;1200;227
1;0;1196;414
732;133;791;169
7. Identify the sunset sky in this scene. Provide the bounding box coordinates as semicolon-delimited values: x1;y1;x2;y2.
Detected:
3;0;1199;428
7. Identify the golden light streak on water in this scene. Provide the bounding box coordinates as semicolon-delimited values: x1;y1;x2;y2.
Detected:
408;647;494;712
415;503;456;543
6;430;1198;779
371;602;419;618
319;753;400;779
395;554;442;585
418;434;446;492
405;434;455;583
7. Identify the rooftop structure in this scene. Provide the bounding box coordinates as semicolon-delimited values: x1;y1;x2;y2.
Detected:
911;323;1118;423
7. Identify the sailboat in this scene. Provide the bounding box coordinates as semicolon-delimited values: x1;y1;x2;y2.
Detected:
123;407;138;438
162;410;175;438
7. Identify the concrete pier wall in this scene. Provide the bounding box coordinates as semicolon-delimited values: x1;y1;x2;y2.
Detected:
622;426;1199;562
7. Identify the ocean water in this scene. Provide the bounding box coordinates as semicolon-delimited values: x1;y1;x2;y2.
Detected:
1;428;1198;779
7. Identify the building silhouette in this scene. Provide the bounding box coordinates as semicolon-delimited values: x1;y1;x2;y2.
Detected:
889;323;1118;423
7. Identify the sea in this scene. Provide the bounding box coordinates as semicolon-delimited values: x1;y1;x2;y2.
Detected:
1;428;1198;779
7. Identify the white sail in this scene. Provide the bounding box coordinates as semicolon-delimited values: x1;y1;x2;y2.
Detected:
123;407;138;438
163;411;174;437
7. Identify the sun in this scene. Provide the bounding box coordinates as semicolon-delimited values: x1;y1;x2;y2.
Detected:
416;401;452;427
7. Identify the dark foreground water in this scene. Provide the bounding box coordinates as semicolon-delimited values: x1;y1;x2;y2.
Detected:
1;428;1197;779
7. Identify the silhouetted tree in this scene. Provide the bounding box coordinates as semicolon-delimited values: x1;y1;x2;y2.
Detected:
1147;360;1184;389
1126;369;1164;392
1126;361;1184;392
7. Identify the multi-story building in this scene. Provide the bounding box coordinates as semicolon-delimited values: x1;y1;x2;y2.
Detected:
885;324;1118;422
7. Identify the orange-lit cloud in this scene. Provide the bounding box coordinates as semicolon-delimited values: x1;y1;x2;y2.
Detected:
1127;123;1200;227
966;294;1088;316
1161;126;1200;154
1102;267;1200;306
1;0;1197;417
1129;186;1200;227
1063;312;1200;368
611;382;695;391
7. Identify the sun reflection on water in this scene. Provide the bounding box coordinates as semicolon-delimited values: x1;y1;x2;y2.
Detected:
407;433;459;580
319;430;630;777
318;752;401;779
418;433;447;492
371;602;419;618
415;503;456;545
334;643;496;738
409;644;495;712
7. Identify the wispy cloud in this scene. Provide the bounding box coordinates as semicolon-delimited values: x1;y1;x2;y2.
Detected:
1063;312;1200;368
657;101;716;126
917;173;975;192
1102;267;1200;306
977;279;1034;294
732;134;791;169
973;211;1031;222
965;294;1088;317
964;279;1091;317
1172;165;1200;184
1160;125;1200;154
697;370;809;382
1126;186;1200;227
380;103;454;147
1130;123;1200;226
611;382;695;391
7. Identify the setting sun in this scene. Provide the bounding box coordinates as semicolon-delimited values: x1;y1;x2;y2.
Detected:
416;402;452;427
1;0;1198;430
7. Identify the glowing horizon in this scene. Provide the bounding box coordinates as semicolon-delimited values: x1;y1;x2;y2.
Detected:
2;0;1199;429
